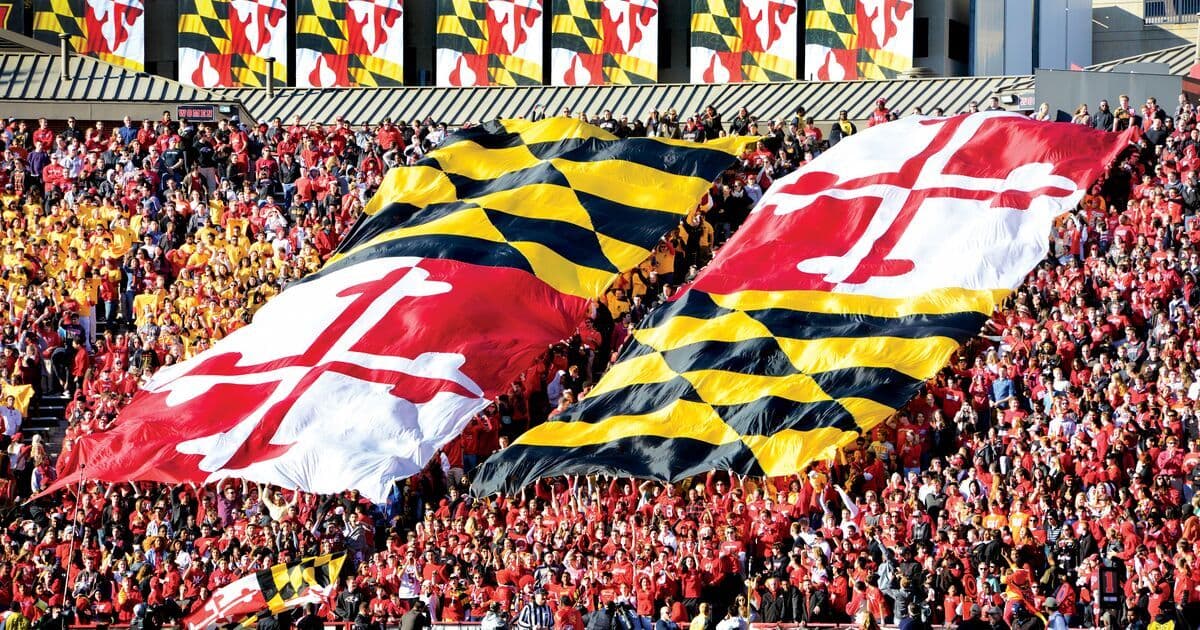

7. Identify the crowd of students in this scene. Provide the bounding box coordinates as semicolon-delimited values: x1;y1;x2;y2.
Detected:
0;95;1186;630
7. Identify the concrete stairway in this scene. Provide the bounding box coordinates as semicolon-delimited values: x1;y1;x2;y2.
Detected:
24;391;69;452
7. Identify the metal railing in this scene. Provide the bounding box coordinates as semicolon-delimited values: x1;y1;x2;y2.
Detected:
43;622;1098;630
1144;0;1200;23
56;619;868;624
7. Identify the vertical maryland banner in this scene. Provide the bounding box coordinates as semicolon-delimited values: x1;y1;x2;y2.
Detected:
0;1;25;35
804;0;913;81
550;0;658;86
436;0;544;86
32;0;145;72
690;0;798;83
296;0;405;87
179;0;288;88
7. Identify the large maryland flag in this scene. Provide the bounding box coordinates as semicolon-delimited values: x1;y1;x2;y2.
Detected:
50;118;745;502
474;112;1136;493
185;553;346;630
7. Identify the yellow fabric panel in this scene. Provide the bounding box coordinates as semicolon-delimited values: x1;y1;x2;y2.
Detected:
584;351;678;398
362;165;459;216
506;118;617;144
708;287;1010;317
594;234;652;275
469;184;596;231
549;157;713;216
1;384;33;416
633;311;772;350
741;427;860;477
838;397;901;426
774;336;962;381
517;399;742;448
434;144;544;181
650;135;756;155
682;371;832;406
508;240;614;298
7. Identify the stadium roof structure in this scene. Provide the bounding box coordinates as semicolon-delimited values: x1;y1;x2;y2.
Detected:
0;20;1190;128
0;28;250;123
217;74;1033;127
1087;44;1195;76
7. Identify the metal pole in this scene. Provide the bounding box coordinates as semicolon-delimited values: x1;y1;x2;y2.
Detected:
59;33;71;80
265;56;276;97
1195;13;1200;63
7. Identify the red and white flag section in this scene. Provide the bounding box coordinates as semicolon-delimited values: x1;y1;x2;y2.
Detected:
67;257;514;502
704;111;1140;298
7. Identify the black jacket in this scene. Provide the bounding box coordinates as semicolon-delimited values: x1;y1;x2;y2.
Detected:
256;615;283;630
1012;616;1044;630
399;610;430;630
829;120;857;146
334;589;363;620
805;588;832;622
958;619;990;630
585;607;614;630
759;589;787;623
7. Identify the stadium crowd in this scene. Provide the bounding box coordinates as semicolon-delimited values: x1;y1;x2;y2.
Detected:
0;94;1189;630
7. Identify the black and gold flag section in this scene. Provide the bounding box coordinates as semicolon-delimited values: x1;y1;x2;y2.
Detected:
319;118;749;299
473;287;992;495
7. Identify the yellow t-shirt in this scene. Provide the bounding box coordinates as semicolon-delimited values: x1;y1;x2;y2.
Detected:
133;293;163;325
250;241;275;259
47;231;69;253
1;250;21;269
604;292;630;319
70;287;93;314
64;257;89;281
110;226;136;257
185;249;211;269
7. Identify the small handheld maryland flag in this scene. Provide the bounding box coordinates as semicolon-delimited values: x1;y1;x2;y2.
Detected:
1004;565;1045;622
185;553;346;630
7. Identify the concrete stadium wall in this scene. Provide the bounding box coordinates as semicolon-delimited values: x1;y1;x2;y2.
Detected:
1092;0;1194;63
1034;67;1184;119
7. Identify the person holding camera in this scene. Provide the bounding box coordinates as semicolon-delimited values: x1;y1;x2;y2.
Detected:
35;605;73;630
586;601;616;630
483;602;510;630
401;599;431;630
899;604;932;630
